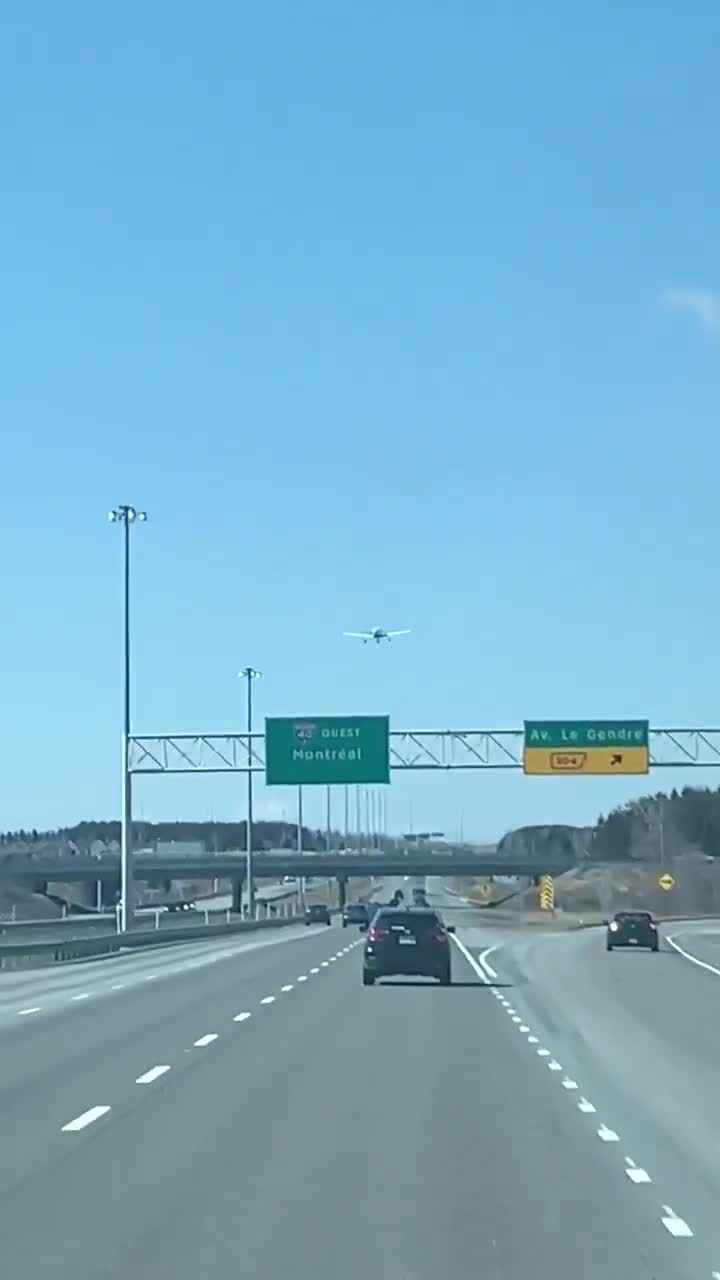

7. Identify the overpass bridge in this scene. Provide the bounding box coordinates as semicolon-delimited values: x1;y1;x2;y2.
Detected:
0;851;574;887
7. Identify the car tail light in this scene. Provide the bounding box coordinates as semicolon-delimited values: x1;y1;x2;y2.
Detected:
367;926;388;942
609;922;618;932
649;922;657;930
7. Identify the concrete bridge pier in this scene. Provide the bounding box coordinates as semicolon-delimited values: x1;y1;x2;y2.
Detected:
337;876;348;910
231;879;243;915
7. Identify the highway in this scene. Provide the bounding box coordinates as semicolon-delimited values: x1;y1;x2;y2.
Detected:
1;879;720;1277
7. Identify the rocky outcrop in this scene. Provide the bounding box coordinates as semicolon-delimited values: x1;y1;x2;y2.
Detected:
497;824;593;863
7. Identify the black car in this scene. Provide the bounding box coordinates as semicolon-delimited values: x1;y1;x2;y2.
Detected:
411;888;429;906
305;904;331;926
606;910;659;952
342;902;370;928
362;908;455;986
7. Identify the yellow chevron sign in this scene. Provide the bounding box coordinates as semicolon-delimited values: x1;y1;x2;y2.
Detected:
538;875;554;911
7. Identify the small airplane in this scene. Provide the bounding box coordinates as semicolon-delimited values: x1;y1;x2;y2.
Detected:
343;626;411;645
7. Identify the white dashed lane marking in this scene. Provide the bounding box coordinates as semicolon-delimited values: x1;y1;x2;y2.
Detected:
578;1098;596;1113
260;996;276;1005
280;984;293;992
233;1012;252;1023
194;1034;218;1047
62;1106;111;1132
310;967;319;974
625;1159;651;1184
297;975;308;982
71;993;90;1002
597;1125;619;1143
661;1207;693;1238
136;1065;171;1085
18;1007;41;1016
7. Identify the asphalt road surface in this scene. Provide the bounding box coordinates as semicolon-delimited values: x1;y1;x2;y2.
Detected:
2;877;720;1277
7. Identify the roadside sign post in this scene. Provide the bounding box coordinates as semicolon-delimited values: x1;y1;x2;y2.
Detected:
523;720;650;776
265;716;390;787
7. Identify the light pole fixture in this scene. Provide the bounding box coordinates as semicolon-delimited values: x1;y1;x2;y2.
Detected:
238;667;262;914
109;505;147;934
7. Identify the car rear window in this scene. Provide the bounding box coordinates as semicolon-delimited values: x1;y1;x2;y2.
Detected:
375;910;441;933
615;912;652;923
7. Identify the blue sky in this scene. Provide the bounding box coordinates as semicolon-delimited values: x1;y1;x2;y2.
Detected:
2;0;720;839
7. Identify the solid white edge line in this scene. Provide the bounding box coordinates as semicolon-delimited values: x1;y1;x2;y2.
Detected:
136;1065;171;1084
478;946;499;979
62;1106;111;1132
18;1007;41;1016
450;933;489;983
667;932;720;977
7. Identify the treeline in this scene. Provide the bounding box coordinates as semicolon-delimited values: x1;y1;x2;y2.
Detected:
593;786;720;861
0;820;336;852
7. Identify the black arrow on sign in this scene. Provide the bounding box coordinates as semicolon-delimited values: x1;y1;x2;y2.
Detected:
611;753;623;766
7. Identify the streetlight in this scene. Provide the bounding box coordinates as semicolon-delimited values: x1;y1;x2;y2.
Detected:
238;667;262;914
109;504;147;933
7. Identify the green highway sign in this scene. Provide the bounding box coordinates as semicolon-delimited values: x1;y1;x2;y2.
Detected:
524;720;649;748
265;716;390;786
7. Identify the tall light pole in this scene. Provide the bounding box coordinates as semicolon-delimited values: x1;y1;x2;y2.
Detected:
238;667;262;915
109;504;146;934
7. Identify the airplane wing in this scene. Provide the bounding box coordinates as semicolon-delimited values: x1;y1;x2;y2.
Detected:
387;629;411;636
343;632;373;639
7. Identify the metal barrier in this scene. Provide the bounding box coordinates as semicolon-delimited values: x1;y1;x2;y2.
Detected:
0;914;307;971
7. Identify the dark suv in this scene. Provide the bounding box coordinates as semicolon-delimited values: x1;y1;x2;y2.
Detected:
342;902;370;928
362;908;455;986
606;910;658;952
305;903;331;926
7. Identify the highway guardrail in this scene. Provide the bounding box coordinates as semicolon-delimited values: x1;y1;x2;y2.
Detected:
0;914;310;971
